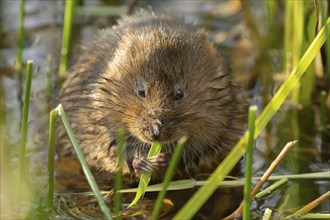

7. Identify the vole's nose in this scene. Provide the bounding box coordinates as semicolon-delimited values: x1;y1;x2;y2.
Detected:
149;119;162;140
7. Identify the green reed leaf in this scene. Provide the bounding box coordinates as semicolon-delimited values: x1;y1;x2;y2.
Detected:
46;108;58;210
57;104;112;220
297;213;330;219
174;17;330;220
118;171;329;194
152;137;187;220
128;142;162;208
119;179;195;193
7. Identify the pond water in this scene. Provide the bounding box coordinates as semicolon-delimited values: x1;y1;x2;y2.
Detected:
1;0;329;219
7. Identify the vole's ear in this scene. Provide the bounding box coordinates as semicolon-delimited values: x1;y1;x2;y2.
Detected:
193;28;216;55
195;28;209;41
193;28;213;50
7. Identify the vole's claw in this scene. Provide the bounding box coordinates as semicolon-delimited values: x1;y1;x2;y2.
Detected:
132;155;155;174
149;152;170;169
132;152;170;174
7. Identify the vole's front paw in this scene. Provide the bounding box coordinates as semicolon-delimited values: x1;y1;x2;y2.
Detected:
132;152;170;174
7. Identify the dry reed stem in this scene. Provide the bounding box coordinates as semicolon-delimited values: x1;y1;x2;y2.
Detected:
223;140;297;220
286;191;330;218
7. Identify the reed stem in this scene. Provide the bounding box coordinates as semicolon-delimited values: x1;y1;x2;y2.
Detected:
45;54;53;110
320;90;327;130
16;0;25;86
114;129;125;219
59;0;75;75
174;18;329;217
57;104;112;220
151;137;187;220
16;0;25;117
255;177;288;199
243;106;257;220
285;191;330;219
17;60;33;196
46;108;58;210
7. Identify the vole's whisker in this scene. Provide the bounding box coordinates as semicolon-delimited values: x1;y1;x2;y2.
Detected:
57;11;246;188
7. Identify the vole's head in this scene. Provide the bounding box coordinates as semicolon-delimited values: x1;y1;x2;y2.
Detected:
96;18;234;148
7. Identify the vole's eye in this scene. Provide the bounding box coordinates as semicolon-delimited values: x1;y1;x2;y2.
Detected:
138;86;146;98
175;89;184;100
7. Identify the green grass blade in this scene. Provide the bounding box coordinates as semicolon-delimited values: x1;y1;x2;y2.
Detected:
16;0;25;84
299;213;330;219
118;171;329;193
114;129;125;219
174;17;330;220
174;137;247;220
147;142;163;157
59;0;75;74
17;60;33;196
128;142;162;208
262;171;329;180
151;137;187;220
119;179;196;193
46;108;58;210
57;104;112;220
243;106;257;220
197;171;330;186
320;1;330;77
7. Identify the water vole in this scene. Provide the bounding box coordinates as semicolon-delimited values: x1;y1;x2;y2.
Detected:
57;11;244;183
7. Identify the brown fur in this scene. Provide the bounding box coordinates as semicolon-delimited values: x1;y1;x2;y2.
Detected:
57;11;244;184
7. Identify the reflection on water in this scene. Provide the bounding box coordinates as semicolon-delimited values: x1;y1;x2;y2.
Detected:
1;0;329;219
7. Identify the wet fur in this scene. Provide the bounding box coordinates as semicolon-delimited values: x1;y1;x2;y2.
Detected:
57;11;244;183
